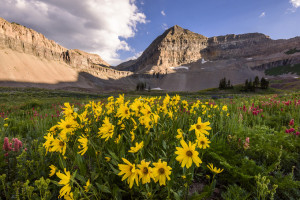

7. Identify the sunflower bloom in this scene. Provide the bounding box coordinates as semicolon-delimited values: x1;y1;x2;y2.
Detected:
62;102;74;116
137;160;154;184
98;117;115;141
152;159;172;186
118;158;139;188
189;117;211;136
117;102;131;120
207;163;224;174
196;135;211;149
56;168;72;198
49;165;57;177
51;138;67;155
128;141;144;153
57;116;78;136
175;140;202;169
78;135;88;155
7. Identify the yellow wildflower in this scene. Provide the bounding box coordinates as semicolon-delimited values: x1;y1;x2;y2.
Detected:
62;102;74;116
78;135;88;155
196;135;211;149
56;168;72;198
117;102;131;120
49;165;57;177
84;179;90;192
98;117;115;141
3;124;8;127
105;157;111;162
115;134;121;144
207;163;224;174
222;105;228;112
43;132;54;153
175;140;202;169
176;129;184;140
118;158;139;188
51;138;67;155
137;160;154;184
128;141;144;153
189;117;211;136
152;159;172;186
130;131;135;142
57;116;78;136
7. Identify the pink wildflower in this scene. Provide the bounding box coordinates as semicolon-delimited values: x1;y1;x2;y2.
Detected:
3;137;11;151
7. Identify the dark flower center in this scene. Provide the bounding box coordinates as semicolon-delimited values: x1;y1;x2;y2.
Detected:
59;141;64;147
143;167;148;174
159;168;165;175
125;110;129;114
200;141;205;145
66;124;71;129
186;150;193;157
129;166;133;172
196;125;201;130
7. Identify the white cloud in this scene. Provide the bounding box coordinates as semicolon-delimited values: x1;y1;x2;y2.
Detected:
0;0;147;65
290;0;300;8
162;23;168;30
259;12;266;18
161;10;166;16
125;51;143;61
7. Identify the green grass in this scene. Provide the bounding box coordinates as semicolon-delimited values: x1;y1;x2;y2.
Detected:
265;64;300;76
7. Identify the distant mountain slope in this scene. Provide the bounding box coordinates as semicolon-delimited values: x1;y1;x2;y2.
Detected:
117;25;300;75
0;17;133;89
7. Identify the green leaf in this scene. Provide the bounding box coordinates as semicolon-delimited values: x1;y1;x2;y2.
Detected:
91;172;100;182
96;183;111;194
108;163;120;175
107;149;120;162
75;173;86;184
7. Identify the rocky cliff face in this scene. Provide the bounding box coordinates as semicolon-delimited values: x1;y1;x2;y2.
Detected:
118;25;208;73
0;17;133;80
118;25;300;74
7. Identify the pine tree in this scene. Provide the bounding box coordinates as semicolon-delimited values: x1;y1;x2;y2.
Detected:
254;76;260;88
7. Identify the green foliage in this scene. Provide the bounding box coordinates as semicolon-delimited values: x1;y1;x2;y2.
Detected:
285;48;300;55
221;184;250;200
0;89;299;199
265;64;300;76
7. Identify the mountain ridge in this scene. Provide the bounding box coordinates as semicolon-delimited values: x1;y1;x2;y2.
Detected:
117;25;300;74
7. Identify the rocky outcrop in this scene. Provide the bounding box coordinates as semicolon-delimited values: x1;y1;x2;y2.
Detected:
0;17;132;80
117;25;208;73
117;25;300;74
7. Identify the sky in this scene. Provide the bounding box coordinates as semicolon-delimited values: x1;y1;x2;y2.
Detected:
1;0;300;65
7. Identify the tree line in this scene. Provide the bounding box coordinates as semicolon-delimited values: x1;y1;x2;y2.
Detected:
219;76;269;91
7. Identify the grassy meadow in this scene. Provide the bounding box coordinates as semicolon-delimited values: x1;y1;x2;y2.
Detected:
0;87;299;200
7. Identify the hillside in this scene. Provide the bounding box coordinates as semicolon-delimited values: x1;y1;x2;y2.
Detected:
0;17;134;90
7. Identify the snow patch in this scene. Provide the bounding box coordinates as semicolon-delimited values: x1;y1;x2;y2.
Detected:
151;87;163;90
201;58;208;64
170;66;189;70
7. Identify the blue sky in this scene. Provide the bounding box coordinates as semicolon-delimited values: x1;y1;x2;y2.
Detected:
119;0;300;62
1;0;300;65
